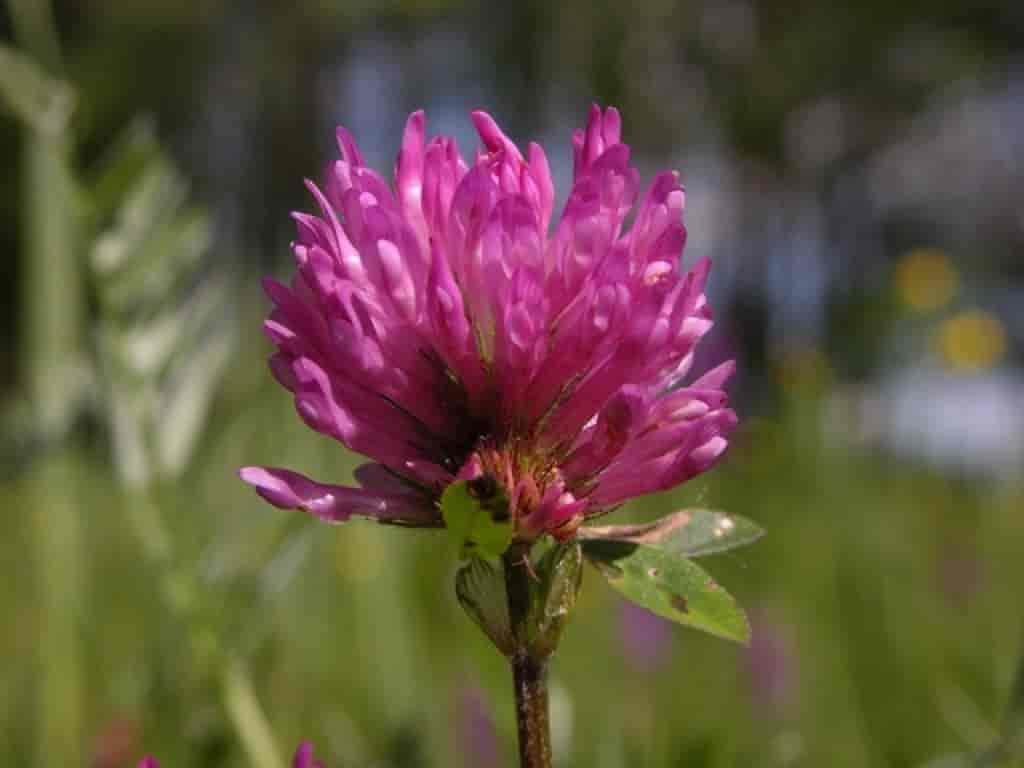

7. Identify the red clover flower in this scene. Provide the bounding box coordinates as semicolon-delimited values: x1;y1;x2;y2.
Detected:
239;105;736;541
238;105;756;768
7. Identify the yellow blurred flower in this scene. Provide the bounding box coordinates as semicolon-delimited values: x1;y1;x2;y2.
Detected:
935;310;1007;372
895;248;958;313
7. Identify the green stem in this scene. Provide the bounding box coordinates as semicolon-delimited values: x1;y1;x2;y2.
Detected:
503;545;553;768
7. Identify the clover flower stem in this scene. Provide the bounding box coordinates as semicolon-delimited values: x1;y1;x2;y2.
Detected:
504;545;553;768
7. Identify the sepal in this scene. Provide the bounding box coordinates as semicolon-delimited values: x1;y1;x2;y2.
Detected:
456;556;514;656
526;541;584;660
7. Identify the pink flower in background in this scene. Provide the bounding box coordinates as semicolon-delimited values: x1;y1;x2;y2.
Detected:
291;742;327;768
620;600;674;672
456;684;501;767
241;105;736;541
746;609;798;717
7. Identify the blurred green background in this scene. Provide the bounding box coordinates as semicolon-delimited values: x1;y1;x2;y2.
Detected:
2;0;1023;766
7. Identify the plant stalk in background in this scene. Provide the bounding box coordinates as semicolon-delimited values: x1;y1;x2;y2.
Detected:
4;1;85;765
3;1;268;760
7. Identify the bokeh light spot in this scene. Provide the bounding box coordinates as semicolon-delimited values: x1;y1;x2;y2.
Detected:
895;247;958;313
935;310;1007;372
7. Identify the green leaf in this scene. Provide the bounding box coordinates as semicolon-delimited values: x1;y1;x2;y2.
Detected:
455;556;514;655
579;509;763;558
0;44;74;137
582;539;751;644
440;479;513;558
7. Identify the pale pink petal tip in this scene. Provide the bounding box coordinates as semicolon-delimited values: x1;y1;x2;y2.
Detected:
240;466;438;527
238;466;352;522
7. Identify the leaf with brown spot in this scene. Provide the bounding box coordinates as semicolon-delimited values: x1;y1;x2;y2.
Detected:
582;539;750;644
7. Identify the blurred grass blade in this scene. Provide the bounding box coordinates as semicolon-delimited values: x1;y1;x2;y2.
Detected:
582;539;751;644
0;44;74;137
919;754;975;768
1004;646;1024;757
579;509;763;558
28;457;84;768
222;658;285;768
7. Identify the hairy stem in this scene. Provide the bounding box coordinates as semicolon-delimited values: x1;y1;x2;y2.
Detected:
503;545;552;768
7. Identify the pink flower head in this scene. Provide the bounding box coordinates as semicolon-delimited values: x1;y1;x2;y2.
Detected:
241;105;737;542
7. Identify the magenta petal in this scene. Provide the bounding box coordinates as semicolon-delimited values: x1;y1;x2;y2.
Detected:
239;466;437;525
354;462;421;494
471;110;524;162
691;359;737;390
589;407;738;507
335;125;364;167
396;110;427;242
292;742;314;768
137;759;159;768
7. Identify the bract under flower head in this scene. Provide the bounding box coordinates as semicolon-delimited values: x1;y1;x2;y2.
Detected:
240;105;737;543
